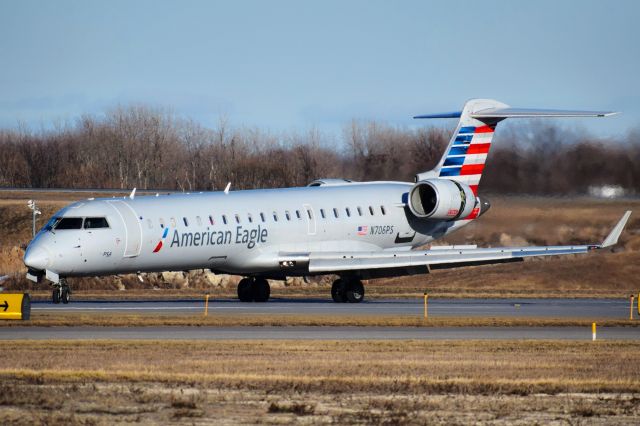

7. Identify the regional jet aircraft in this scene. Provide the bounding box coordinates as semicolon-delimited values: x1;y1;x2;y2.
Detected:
24;99;631;304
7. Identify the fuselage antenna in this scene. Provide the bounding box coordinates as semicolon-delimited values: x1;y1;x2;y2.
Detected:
224;182;231;194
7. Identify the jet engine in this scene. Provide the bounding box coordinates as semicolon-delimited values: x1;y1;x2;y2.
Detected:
408;179;477;220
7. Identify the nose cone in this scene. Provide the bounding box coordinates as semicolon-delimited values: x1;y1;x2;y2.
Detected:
24;246;49;271
478;196;491;217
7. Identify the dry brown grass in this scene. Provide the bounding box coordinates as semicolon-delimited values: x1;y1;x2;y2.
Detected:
0;340;639;424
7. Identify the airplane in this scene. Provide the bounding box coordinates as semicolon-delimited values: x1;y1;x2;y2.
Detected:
23;98;631;304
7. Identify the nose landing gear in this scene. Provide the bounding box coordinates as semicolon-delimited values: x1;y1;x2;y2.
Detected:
237;277;270;302
52;278;71;304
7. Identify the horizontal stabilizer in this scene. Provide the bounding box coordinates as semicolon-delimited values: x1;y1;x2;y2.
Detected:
471;107;618;119
413;111;462;119
414;106;618;120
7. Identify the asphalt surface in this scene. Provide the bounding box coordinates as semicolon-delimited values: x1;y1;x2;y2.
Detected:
5;298;639;340
31;297;635;319
1;325;638;340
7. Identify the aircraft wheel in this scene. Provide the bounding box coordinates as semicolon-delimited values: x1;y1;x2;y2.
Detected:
51;287;61;304
61;287;71;304
253;277;270;302
60;278;71;305
331;279;348;303
346;279;365;303
237;278;254;302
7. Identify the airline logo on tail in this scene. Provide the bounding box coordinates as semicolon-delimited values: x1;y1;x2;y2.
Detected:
438;124;495;195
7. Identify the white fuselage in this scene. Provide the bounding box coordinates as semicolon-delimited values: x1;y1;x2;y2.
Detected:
25;181;476;278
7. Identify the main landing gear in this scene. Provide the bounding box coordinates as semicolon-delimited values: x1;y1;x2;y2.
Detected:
331;278;365;303
52;278;71;304
237;277;270;302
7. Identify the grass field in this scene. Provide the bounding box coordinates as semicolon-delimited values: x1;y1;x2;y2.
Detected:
0;340;638;424
1;191;639;300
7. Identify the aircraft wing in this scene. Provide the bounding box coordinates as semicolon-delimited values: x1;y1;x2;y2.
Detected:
281;211;631;274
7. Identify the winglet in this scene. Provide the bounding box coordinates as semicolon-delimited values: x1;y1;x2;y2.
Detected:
601;211;632;248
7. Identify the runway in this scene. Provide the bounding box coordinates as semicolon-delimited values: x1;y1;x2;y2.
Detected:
31;297;635;319
1;325;639;340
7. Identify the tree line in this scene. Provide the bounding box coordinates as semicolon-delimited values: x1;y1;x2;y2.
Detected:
0;105;638;195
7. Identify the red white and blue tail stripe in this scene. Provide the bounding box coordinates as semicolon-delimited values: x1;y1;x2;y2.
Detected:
438;124;495;195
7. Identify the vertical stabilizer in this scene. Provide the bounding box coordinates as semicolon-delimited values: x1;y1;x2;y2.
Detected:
415;99;508;194
413;99;615;194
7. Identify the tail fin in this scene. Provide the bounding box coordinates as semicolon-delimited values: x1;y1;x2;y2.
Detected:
414;98;617;194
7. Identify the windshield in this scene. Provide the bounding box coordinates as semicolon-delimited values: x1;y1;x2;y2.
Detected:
53;217;83;230
43;217;59;232
84;217;109;229
44;216;109;231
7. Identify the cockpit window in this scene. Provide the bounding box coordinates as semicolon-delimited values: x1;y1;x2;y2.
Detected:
84;217;109;229
54;217;83;230
43;217;59;231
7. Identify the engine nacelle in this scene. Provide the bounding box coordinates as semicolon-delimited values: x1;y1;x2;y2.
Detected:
408;179;477;220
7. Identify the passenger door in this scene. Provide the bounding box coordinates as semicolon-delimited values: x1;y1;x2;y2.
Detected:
107;200;142;257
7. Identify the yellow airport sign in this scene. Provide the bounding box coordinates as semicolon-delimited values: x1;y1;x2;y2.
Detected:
0;293;30;320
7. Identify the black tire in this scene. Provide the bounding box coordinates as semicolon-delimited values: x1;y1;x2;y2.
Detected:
52;288;60;304
346;280;365;303
61;287;71;304
237;278;254;302
331;279;348;303
253;278;270;302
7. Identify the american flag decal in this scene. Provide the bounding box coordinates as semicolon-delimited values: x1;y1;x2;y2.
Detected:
357;226;368;235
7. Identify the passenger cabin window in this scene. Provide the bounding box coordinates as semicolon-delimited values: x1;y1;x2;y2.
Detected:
159;218;165;228
260;212;266;222
183;217;189;226
146;219;153;229
320;209;326;219
357;207;363;216
273;212;278;222
170;218;177;227
333;208;339;218
381;206;386;215
54;217;83;230
196;216;202;226
307;209;313;219
369;206;374;216
222;215;228;225
84;217;109;229
345;207;351;217
209;215;214;225
248;213;253;223
235;214;241;224
285;211;291;221
296;210;301;219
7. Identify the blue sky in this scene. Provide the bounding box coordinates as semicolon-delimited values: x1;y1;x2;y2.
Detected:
0;0;638;137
